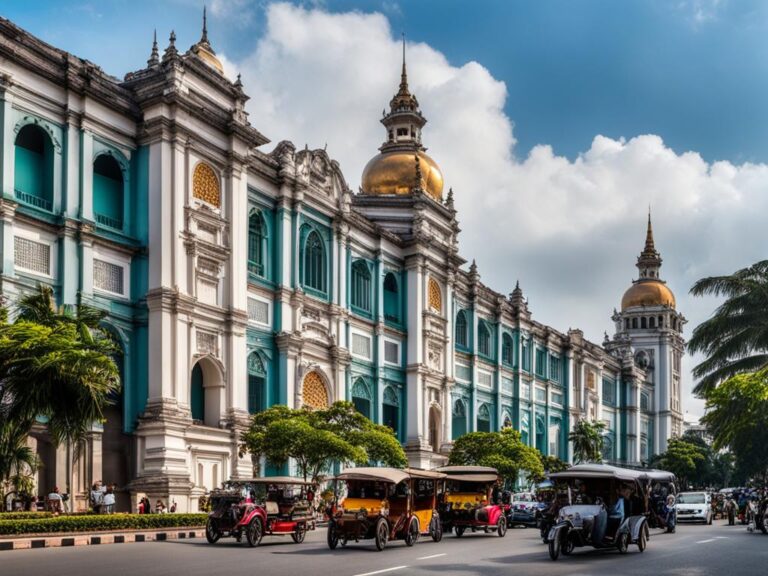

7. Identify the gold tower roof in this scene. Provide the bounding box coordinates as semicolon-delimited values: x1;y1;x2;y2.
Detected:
361;150;444;201
621;280;676;310
191;7;224;74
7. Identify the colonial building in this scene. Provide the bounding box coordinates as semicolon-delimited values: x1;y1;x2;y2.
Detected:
0;16;684;512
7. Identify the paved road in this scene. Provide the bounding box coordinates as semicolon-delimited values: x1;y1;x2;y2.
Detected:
5;520;768;576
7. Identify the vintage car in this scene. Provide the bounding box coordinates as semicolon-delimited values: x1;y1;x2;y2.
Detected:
327;467;445;551
436;465;508;538
508;492;539;527
646;470;677;533
546;464;650;560
205;477;316;547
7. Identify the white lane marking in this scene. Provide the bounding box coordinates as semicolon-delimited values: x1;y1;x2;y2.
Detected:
714;536;729;539
696;538;716;543
417;553;446;560
353;567;408;576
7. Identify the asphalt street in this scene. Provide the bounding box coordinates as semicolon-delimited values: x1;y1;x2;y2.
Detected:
4;520;768;576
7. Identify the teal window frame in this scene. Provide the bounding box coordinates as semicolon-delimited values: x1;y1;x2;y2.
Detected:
535;348;547;378
602;378;616;407
248;210;268;278
350;259;372;315
521;339;531;372
501;333;514;366
383;272;400;324
301;228;327;296
190;363;204;422
383;386;400;439
93;153;125;230
14;124;54;212
549;355;561;382
476;403;492;433
452;398;468;440
351;377;372;419
247;353;267;414
478;321;492;358
455;310;468;349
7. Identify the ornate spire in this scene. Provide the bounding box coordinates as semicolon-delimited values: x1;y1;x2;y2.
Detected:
399;33;409;97
147;29;159;66
388;34;419;115
636;209;663;280
201;5;209;45
642;207;657;257
163;30;178;61
190;7;224;74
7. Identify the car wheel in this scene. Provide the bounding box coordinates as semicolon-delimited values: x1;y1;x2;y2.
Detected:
327;522;339;550
246;518;262;547
375;517;389;551
497;516;507;538
617;531;630;554
562;534;574;556
429;513;443;543
291;523;307;544
405;518;420;547
638;527;647;552
548;532;561;561
205;519;220;544
455;526;466;538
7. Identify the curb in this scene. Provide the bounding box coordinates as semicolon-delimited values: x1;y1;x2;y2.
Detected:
0;528;204;551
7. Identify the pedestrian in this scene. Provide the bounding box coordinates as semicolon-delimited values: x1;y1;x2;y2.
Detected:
170;500;177;513
47;487;63;515
103;485;116;514
90;482;104;514
140;496;151;514
155;499;166;514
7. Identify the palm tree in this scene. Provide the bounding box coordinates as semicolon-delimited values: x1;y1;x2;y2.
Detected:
569;419;606;464
0;420;40;510
688;260;768;395
0;285;120;507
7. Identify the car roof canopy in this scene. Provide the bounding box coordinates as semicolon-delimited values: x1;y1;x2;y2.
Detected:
226;477;314;486
645;469;677;483
435;465;499;483
549;463;647;483
336;467;410;484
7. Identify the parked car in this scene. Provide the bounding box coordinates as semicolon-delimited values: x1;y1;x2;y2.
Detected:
676;491;712;524
436;465;508;538
205;477;316;547
546;464;650;561
327;467;445;551
508;492;539;527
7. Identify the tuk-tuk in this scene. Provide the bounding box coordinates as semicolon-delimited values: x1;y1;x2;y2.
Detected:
436;465;508;538
327;467;445;551
205;477;316;547
646;469;677;533
546;464;650;560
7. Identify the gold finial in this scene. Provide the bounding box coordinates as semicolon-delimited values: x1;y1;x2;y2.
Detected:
644;206;655;254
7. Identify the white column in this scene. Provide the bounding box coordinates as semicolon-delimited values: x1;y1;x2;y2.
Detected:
80;132;94;221
405;257;424;444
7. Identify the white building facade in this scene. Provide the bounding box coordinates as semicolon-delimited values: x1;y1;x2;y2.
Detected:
0;17;684;512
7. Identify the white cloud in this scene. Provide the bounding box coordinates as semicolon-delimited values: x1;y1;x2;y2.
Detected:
236;2;768;417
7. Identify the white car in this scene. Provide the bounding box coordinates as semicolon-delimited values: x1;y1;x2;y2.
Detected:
676;491;713;524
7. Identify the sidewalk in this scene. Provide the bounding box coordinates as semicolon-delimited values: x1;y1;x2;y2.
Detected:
0;527;205;551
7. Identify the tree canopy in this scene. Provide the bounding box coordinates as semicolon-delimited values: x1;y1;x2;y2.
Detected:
687;260;768;395
239;401;407;482
448;428;544;485
568;419;606;464
700;368;768;484
648;437;706;489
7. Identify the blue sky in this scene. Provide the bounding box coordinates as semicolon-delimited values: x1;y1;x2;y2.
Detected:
5;0;768;415
4;0;768;164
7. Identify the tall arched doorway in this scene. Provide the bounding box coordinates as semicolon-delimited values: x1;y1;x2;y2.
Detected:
429;406;441;452
452;399;467;441
190;358;223;427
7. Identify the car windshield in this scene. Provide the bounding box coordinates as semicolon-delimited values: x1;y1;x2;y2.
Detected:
677;493;705;504
513;493;534;502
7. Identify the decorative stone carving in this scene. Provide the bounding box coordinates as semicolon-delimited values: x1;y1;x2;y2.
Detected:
193;162;220;207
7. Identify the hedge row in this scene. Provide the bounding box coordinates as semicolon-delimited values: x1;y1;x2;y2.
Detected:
0;512;55;521
0;513;209;535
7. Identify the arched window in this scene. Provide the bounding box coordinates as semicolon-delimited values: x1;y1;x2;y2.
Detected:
452;399;467;440
602;434;615;462
641;317;647;329
478;322;491;357
351;260;372;312
428;278;442;313
640;392;650;412
247;353;266;414
351;377;372;419
658;315;664;328
93;154;124;229
477;403;492;433
248;211;267;277
383;273;399;322
190;363;205;423
455;310;468;348
521;412;530;445
649;316;656;329
302;370;329;409
535;415;545;452
429;406;441;452
632;318;638;329
625;318;630;330
502;333;514;365
549;419;561;458
192;162;220;207
302;230;326;294
14;124;53;211
521;339;531;372
383;386;400;438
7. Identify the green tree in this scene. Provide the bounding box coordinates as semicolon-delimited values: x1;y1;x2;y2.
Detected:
687;260;768;395
0;285;120;502
239;401;407;482
0;419;39;509
700;368;768;485
537;454;570;480
649;438;706;489
568;419;606;464
448;428;544;486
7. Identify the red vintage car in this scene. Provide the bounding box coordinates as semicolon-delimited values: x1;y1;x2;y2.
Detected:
205;477;316;547
436;466;508;537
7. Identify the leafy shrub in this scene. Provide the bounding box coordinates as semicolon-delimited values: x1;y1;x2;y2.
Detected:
0;512;54;521
0;513;208;535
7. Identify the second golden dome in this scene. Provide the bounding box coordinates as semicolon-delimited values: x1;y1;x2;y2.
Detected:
361;150;444;202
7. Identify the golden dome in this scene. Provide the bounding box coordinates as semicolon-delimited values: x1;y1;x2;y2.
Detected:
194;45;224;74
621;280;676;310
361;150;444;201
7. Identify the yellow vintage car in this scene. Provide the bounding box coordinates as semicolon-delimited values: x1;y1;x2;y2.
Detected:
327;467;446;551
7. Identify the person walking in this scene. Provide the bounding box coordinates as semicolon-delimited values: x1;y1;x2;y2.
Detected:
90;482;104;514
155;499;167;514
